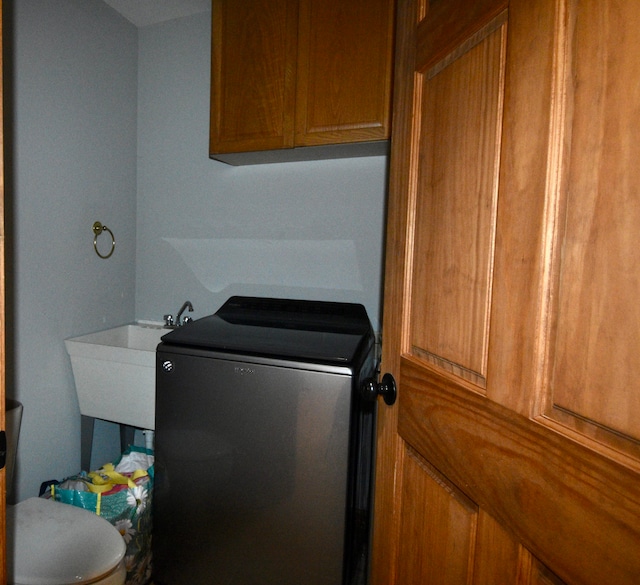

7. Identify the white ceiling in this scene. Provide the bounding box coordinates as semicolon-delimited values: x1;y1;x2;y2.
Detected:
102;0;210;27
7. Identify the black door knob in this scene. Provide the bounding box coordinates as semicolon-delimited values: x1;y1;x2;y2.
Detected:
361;373;397;406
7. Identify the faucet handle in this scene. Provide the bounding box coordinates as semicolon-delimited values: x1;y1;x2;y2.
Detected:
164;314;175;327
182;316;193;325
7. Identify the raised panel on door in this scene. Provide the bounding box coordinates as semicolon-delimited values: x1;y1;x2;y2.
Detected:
210;0;298;154
541;0;640;463
472;511;520;585
526;558;568;585
294;0;394;146
396;447;478;584
410;11;506;389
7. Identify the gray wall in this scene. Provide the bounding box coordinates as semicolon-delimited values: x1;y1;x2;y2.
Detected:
135;16;388;329
8;1;388;501
9;1;138;501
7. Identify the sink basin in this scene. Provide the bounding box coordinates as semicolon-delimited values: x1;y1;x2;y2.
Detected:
65;324;165;429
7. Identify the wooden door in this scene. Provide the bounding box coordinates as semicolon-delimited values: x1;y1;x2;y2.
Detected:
0;0;6;580
372;0;640;584
294;0;395;147
210;0;298;154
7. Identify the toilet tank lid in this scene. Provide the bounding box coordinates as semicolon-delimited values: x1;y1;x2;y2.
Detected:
7;497;126;585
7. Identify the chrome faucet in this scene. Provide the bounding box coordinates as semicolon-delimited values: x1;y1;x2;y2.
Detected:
164;300;194;328
176;300;194;326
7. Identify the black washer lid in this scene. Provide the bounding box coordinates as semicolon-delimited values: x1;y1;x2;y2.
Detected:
160;296;374;365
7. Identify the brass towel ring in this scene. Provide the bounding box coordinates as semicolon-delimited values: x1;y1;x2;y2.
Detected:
92;221;115;259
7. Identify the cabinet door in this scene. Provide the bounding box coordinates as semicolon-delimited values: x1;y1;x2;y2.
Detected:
294;0;395;147
210;0;298;154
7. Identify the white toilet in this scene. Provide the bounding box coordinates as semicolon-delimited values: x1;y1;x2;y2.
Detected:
5;400;127;585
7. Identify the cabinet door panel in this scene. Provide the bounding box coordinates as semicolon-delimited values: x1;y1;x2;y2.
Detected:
210;0;298;154
294;0;394;146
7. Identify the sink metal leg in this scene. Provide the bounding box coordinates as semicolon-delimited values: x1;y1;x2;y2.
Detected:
81;415;95;471
120;424;135;453
82;418;136;470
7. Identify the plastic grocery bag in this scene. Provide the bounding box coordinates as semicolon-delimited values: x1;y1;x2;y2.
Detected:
47;446;154;585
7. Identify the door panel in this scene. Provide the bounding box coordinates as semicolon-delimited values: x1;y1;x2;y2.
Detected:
373;0;640;583
397;448;477;584
527;559;567;585
410;12;505;388
472;511;520;585
546;0;640;445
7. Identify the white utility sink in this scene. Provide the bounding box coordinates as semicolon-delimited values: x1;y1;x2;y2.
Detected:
65;324;165;430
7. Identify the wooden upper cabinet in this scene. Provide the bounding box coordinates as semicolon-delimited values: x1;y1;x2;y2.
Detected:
210;0;395;164
295;0;395;147
210;0;298;154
